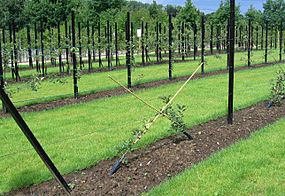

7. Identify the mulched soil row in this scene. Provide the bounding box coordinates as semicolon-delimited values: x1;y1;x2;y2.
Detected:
0;61;280;118
8;99;285;196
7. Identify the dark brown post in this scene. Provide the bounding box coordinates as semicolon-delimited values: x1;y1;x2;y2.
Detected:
27;25;33;68
92;25;96;62
141;21;145;65
248;19;251;67
201;14;205;74
159;23;162;61
256;26;259;50
65;20;69;72
71;11;78;99
169;14;173;80
78;22;83;70
280;22;283;62
193;23;197;60
126;12;131;88
115;22;119;66
107;20;111;70
182;22;185;61
9;25;14;79
0;88;71;194
261;25;264;50
156;22;159;62
98;17;103;67
40;21;45;77
239;25;242;48
145;23;150;62
228;0;235;124
210;24;213;54
0;30;5;112
58;22;62;73
35;23;40;72
87;21;92;71
265;22;268;64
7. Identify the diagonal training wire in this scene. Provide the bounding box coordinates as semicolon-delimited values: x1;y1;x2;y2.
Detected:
108;75;171;119
117;63;203;162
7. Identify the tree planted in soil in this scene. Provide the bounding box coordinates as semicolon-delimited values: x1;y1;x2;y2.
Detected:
116;95;191;162
270;67;285;106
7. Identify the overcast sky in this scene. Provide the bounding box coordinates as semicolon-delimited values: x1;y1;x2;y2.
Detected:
138;0;267;13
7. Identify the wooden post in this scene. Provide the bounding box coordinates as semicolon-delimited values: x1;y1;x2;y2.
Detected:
201;15;205;74
270;28;273;49
145;23;150;62
265;22;268;64
181;22;185;61
169;14;173;80
131;22;134;63
248;19;251;67
159;23;162;61
228;0;235;124
92;25;96;62
194;23;197;60
87;21;92;71
71;11;78;99
107;20;111;70
98;17;102;67
115;22;119;66
156;22;159;62
216;25;221;53
227;19;230;69
57;22;62;73
64;20;69;72
256;26;259;50
141;21;145;65
275;27;278;49
78;22;83;70
178;25;181;54
261;25;264;50
9;25;14;80
0;30;5;112
0;88;71;194
280;21;283;62
210;24;213;54
34;23;40;73
27;25;33;68
126;12;132;88
239;25;242;48
40;21;45;77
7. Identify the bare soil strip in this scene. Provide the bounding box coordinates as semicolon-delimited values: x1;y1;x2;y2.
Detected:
7;100;285;196
0;62;279;118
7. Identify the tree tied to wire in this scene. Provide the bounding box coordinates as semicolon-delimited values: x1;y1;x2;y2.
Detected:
116;95;190;162
270;66;285;106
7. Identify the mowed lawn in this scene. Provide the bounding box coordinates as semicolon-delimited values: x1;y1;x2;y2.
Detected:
2;49;279;108
146;118;285;196
0;64;283;193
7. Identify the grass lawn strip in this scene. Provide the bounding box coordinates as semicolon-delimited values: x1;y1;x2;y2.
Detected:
8;100;285;195
2;49;280;108
0;63;284;193
146;117;285;196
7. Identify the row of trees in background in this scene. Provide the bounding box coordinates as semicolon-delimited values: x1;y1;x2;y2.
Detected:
0;0;285;82
1;0;285;40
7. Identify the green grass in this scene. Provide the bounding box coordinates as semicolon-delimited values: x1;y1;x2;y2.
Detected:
0;63;283;193
5;53;160;79
3;49;280;108
146;118;285;196
5;49;217;75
